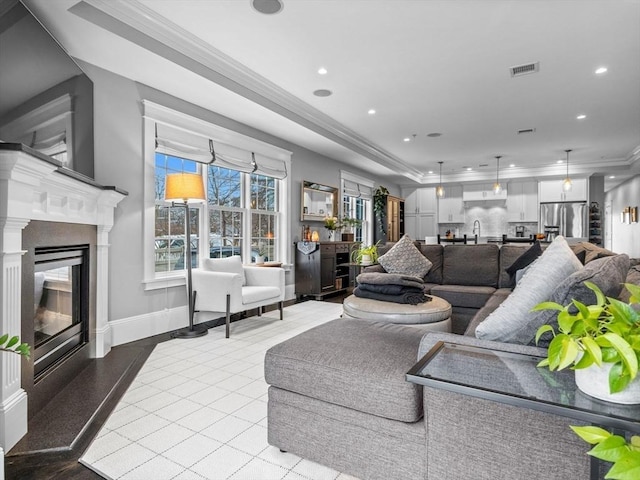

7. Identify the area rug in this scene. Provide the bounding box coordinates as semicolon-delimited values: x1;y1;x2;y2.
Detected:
79;301;360;480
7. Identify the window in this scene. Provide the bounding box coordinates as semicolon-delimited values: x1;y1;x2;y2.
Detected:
341;172;374;245
143;101;292;289
155;154;200;273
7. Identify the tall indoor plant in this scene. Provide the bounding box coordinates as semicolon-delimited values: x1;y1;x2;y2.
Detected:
373;186;389;235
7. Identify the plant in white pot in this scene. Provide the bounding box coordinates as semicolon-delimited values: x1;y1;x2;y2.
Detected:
534;282;640;479
351;242;379;266
534;281;640;403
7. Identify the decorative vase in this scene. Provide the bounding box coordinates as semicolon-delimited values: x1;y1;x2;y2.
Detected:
328;230;335;241
255;255;265;264
574;363;640;404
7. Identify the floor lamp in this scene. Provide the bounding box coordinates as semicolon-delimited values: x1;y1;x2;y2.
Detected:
165;172;208;338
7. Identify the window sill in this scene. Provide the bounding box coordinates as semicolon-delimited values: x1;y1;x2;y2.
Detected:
143;274;186;291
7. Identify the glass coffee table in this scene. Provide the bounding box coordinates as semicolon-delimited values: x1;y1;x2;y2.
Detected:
406;341;640;480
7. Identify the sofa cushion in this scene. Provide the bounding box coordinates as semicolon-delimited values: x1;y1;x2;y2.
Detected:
464;289;512;336
430;285;496;309
419;244;444;284
378;235;433;278
619;265;640;303
264;318;432;423
533;254;630;347
504;242;542;288
202;255;246;286
475;236;583;344
442;244;500;287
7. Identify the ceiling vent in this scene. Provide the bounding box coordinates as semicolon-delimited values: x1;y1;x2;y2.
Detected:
510;62;540;77
517;128;536;135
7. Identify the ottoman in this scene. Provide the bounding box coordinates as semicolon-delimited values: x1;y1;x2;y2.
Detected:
342;294;452;331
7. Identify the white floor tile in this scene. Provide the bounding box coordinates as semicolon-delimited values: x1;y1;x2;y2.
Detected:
154;397;203;422
228;457;289;480
80;430;131;464
292;459;341;480
257;446;302;470
230;399;267;424
116;414;171;442
102;404;150;431
190;445;253;479
227;424;269;456
189;385;235;406
162;433;223;468
207;392;254;415
199;415;254;443
174;406;227;432
120;454;186;480
136;423;195;454
90;442;157;479
235;380;269;399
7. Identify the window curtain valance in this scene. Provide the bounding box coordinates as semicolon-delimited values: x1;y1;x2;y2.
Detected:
155;122;287;178
342;179;373;200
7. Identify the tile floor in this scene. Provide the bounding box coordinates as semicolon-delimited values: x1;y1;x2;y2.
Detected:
80;301;361;480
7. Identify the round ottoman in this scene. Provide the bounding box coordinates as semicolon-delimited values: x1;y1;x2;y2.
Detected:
342;294;452;332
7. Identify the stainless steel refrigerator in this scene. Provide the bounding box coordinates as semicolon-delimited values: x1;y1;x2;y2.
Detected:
539;202;588;239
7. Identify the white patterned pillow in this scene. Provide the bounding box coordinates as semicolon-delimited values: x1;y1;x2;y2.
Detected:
378;235;432;279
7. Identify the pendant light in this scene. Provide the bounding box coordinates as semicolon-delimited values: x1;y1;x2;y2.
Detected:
562;149;573;192
436;161;445;198
493;155;502;194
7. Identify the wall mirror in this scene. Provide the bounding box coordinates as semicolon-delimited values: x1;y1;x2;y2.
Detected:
301;181;338;222
0;0;94;177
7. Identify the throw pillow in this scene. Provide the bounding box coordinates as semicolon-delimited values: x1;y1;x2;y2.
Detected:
533;254;630;347
202;255;246;286
475;236;583;344
378;235;433;279
571;242;617;264
504;241;542;288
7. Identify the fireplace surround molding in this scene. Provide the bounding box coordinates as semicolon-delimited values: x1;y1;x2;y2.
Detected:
0;144;126;451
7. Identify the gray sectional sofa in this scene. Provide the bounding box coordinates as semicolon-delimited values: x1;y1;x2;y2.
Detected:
265;240;639;480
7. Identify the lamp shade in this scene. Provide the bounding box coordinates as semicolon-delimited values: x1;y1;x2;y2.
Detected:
165;173;205;202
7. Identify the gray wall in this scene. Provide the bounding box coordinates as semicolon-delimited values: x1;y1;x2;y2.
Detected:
81;61;396;322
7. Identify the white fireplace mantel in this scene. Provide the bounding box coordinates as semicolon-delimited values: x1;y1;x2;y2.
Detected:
0;144;126;451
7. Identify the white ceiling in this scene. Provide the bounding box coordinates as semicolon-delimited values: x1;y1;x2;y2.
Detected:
24;0;640;190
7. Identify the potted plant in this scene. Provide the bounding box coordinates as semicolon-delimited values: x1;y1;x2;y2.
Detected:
351;242;379;265
570;426;640;480
341;216;362;241
373;186;389;235
534;281;640;403
256;243;268;264
0;334;30;358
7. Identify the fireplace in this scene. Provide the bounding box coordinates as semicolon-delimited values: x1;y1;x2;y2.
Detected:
33;245;90;380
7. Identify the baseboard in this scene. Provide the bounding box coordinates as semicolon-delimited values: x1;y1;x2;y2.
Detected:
0;390;27;452
110;306;189;347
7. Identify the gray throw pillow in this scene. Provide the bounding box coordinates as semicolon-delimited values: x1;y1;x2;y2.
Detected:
475;236;583;344
378;235;433;279
533;254;630;347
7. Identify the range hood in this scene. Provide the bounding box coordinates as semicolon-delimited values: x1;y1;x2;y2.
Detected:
462;184;508;202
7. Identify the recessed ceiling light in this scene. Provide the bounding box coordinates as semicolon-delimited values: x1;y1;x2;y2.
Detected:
509;164;515;168
557;159;565;164
609;175;616;179
313;89;332;97
251;0;284;15
428;170;434;174
595;67;608;75
576;114;587;120
318;67;328;75
403;137;411;142
367;109;376;115
466;167;472;171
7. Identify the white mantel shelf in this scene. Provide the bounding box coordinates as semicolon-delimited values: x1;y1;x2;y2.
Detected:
0;143;127;451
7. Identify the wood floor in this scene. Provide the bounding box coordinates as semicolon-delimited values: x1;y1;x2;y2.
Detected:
4;296;346;479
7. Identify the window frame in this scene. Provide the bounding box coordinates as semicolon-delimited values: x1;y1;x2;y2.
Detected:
142;101;292;290
340;170;374;246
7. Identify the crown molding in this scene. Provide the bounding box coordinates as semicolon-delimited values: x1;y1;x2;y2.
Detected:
71;0;423;182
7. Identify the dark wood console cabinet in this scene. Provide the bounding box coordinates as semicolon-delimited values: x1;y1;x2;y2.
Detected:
295;241;354;300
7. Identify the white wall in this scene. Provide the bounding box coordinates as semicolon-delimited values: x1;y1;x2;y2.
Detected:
79;61;396;341
605;174;640;257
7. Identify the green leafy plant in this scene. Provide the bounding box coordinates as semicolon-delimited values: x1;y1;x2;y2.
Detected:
351;241;379;264
534;281;640;394
373;186;389;235
341;216;362;231
0;334;30;359
570;426;640;480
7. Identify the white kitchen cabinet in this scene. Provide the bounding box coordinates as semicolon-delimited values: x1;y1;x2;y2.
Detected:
538;178;588;202
405;212;437;240
507;180;538;222
438;185;465;223
402;187;437;214
462;183;508;202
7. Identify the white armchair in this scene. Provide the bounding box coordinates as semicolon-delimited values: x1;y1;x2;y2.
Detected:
191;256;285;338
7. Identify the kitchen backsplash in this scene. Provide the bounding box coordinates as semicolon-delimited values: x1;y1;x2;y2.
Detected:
439;205;538;238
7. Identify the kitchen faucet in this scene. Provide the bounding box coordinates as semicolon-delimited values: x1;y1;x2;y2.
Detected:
472;219;481;237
